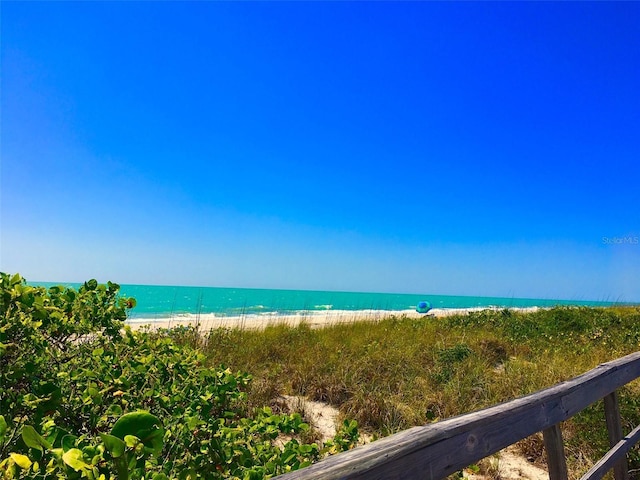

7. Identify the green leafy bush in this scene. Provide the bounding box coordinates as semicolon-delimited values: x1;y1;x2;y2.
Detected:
0;273;358;479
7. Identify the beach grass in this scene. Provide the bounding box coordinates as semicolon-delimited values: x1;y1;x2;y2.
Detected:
199;306;640;478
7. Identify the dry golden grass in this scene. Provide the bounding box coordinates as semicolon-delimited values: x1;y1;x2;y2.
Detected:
199;306;640;478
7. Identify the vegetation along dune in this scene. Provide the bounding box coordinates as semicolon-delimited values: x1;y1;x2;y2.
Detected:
2;273;639;479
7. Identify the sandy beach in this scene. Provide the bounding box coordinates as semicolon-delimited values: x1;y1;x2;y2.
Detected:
126;306;541;331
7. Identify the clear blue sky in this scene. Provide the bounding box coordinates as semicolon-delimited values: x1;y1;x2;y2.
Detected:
2;1;639;301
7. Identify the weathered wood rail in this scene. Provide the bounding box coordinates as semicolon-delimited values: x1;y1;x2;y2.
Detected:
277;351;640;480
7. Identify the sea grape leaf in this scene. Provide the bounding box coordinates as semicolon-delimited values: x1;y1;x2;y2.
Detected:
124;435;139;448
10;453;32;469
100;434;126;458
0;415;7;443
61;434;77;452
62;448;88;471
110;411;163;456
22;426;51;452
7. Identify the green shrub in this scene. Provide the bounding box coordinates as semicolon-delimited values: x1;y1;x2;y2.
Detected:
0;273;359;479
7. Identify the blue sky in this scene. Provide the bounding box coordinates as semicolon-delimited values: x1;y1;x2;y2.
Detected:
2;1;639;301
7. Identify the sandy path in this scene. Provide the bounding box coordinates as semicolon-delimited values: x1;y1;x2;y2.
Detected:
280;395;341;444
281;395;548;479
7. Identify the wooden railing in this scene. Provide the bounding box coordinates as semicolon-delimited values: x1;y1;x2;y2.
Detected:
277;352;640;480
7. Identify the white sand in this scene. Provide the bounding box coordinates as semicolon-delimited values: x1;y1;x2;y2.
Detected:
126;306;541;331
279;395;547;479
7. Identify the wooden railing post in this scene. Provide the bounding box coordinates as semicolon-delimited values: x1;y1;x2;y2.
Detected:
543;423;568;480
604;391;629;480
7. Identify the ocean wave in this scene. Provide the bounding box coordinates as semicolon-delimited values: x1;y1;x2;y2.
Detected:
314;304;333;310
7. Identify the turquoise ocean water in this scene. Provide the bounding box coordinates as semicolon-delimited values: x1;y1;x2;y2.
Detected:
33;282;619;321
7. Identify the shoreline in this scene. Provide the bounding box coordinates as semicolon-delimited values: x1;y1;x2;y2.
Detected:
126;306;542;330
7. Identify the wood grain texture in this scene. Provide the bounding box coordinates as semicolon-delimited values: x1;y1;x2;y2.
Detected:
604;391;629;480
276;351;640;480
543;424;568;480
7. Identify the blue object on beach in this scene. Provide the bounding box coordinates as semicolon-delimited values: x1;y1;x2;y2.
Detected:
416;301;431;314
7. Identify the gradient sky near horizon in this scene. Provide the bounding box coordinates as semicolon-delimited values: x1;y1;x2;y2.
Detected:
2;1;639;302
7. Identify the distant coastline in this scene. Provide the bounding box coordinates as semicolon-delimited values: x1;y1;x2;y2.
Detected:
30;282;627;324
